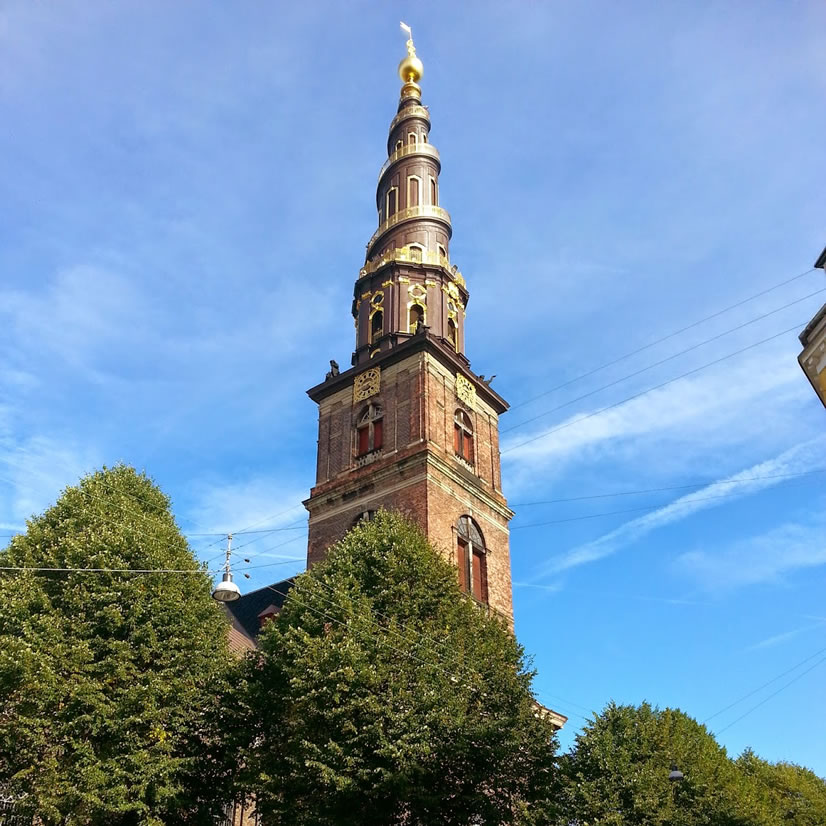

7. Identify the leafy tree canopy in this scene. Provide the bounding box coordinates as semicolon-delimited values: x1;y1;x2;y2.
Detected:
560;701;769;825
737;748;826;826
0;464;233;825
237;510;559;825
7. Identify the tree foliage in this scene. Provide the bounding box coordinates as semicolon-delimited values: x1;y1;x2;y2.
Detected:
737;749;826;826
0;465;233;825
236;510;559;825
559;701;769;825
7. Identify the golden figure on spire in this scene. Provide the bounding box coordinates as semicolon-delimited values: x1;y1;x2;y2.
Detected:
398;21;423;85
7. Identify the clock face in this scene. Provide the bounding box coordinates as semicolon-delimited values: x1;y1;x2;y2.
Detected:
354;367;381;402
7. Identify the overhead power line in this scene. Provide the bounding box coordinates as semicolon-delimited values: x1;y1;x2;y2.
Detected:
703;644;826;725
503;289;824;435
510;480;818;530
509;468;826;507
502;321;805;455
509;266;817;413
714;655;826;737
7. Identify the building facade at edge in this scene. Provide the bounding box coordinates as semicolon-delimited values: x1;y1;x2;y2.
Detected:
798;246;826;408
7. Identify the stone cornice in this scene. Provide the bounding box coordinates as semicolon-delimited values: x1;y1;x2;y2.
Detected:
307;333;509;414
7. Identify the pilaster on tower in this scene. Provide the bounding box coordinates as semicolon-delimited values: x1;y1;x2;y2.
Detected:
305;27;515;627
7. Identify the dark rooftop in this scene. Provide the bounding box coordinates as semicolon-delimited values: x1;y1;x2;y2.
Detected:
223;577;294;644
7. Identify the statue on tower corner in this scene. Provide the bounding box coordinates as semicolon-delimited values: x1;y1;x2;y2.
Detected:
325;359;340;381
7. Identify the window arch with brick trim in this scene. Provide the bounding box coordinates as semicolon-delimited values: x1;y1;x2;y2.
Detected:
355;403;383;456
453;409;474;465
352;509;377;527
456;516;488;604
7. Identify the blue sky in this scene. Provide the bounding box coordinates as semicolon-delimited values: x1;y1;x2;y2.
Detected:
1;0;825;772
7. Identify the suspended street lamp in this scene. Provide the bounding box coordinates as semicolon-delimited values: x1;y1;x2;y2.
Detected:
212;533;241;602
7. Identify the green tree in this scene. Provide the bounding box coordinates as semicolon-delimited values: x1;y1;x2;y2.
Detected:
236;510;559;825
737;749;826;825
0;465;234;825
560;701;767;825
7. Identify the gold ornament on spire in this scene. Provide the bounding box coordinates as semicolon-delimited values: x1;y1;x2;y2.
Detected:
398;21;423;87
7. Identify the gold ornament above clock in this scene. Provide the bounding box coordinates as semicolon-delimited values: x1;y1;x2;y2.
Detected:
354;367;381;402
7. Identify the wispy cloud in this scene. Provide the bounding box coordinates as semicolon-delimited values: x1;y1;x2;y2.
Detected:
514;580;702;606
537;438;826;577
185;475;307;537
0;436;100;530
675;511;826;592
504;349;807;482
746;621;826;651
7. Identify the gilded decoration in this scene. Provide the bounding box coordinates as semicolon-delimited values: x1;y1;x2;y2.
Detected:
408;283;427;301
455;373;476;408
378;142;440;182
366;204;452;252
354;367;381;402
359;245;465;288
389;105;429;134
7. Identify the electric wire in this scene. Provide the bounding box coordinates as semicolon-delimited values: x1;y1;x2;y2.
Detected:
702;644;826;725
508;266;817;413
503;290;824;435
502;321;805;455
713;655;826;737
509;468;826;506
510;480;818;530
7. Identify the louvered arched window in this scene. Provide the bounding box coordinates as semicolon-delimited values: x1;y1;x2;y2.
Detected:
456;516;487;604
356;404;383;456
453;409;474;465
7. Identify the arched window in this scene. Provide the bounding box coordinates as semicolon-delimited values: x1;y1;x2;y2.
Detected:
437;242;447;260
454;409;474;464
370;309;383;344
395;139;403;151
409;303;425;333
447;318;458;350
408;175;421;208
408;243;423;262
352;509;377;527
356;404;383;456
422;132;427;143
430;177;438;206
456;516;487;603
386;187;398;218
408;132;417;146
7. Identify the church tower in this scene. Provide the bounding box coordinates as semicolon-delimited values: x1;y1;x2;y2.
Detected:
304;30;515;624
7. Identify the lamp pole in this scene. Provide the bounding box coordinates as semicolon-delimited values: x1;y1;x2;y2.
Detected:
669;762;684;817
212;533;241;602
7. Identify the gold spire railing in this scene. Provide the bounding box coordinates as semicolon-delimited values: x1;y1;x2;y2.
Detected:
378;142;440;181
388;105;430;134
359;245;466;288
367;205;452;252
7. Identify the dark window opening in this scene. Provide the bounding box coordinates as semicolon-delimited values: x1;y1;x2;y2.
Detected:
356;404;384;456
457;516;488;604
409;303;425;333
447;318;458;350
387;188;398;218
370;310;383;344
431;178;438;205
454;409;474;464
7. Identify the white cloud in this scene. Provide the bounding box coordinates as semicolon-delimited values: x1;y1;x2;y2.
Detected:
185;475;307;538
504;348;805;473
0;436;101;530
676;513;826;592
537;438;826;577
746;621;826;651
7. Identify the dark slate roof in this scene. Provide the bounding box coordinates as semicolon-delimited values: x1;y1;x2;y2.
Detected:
816;246;826;270
222;577;294;644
